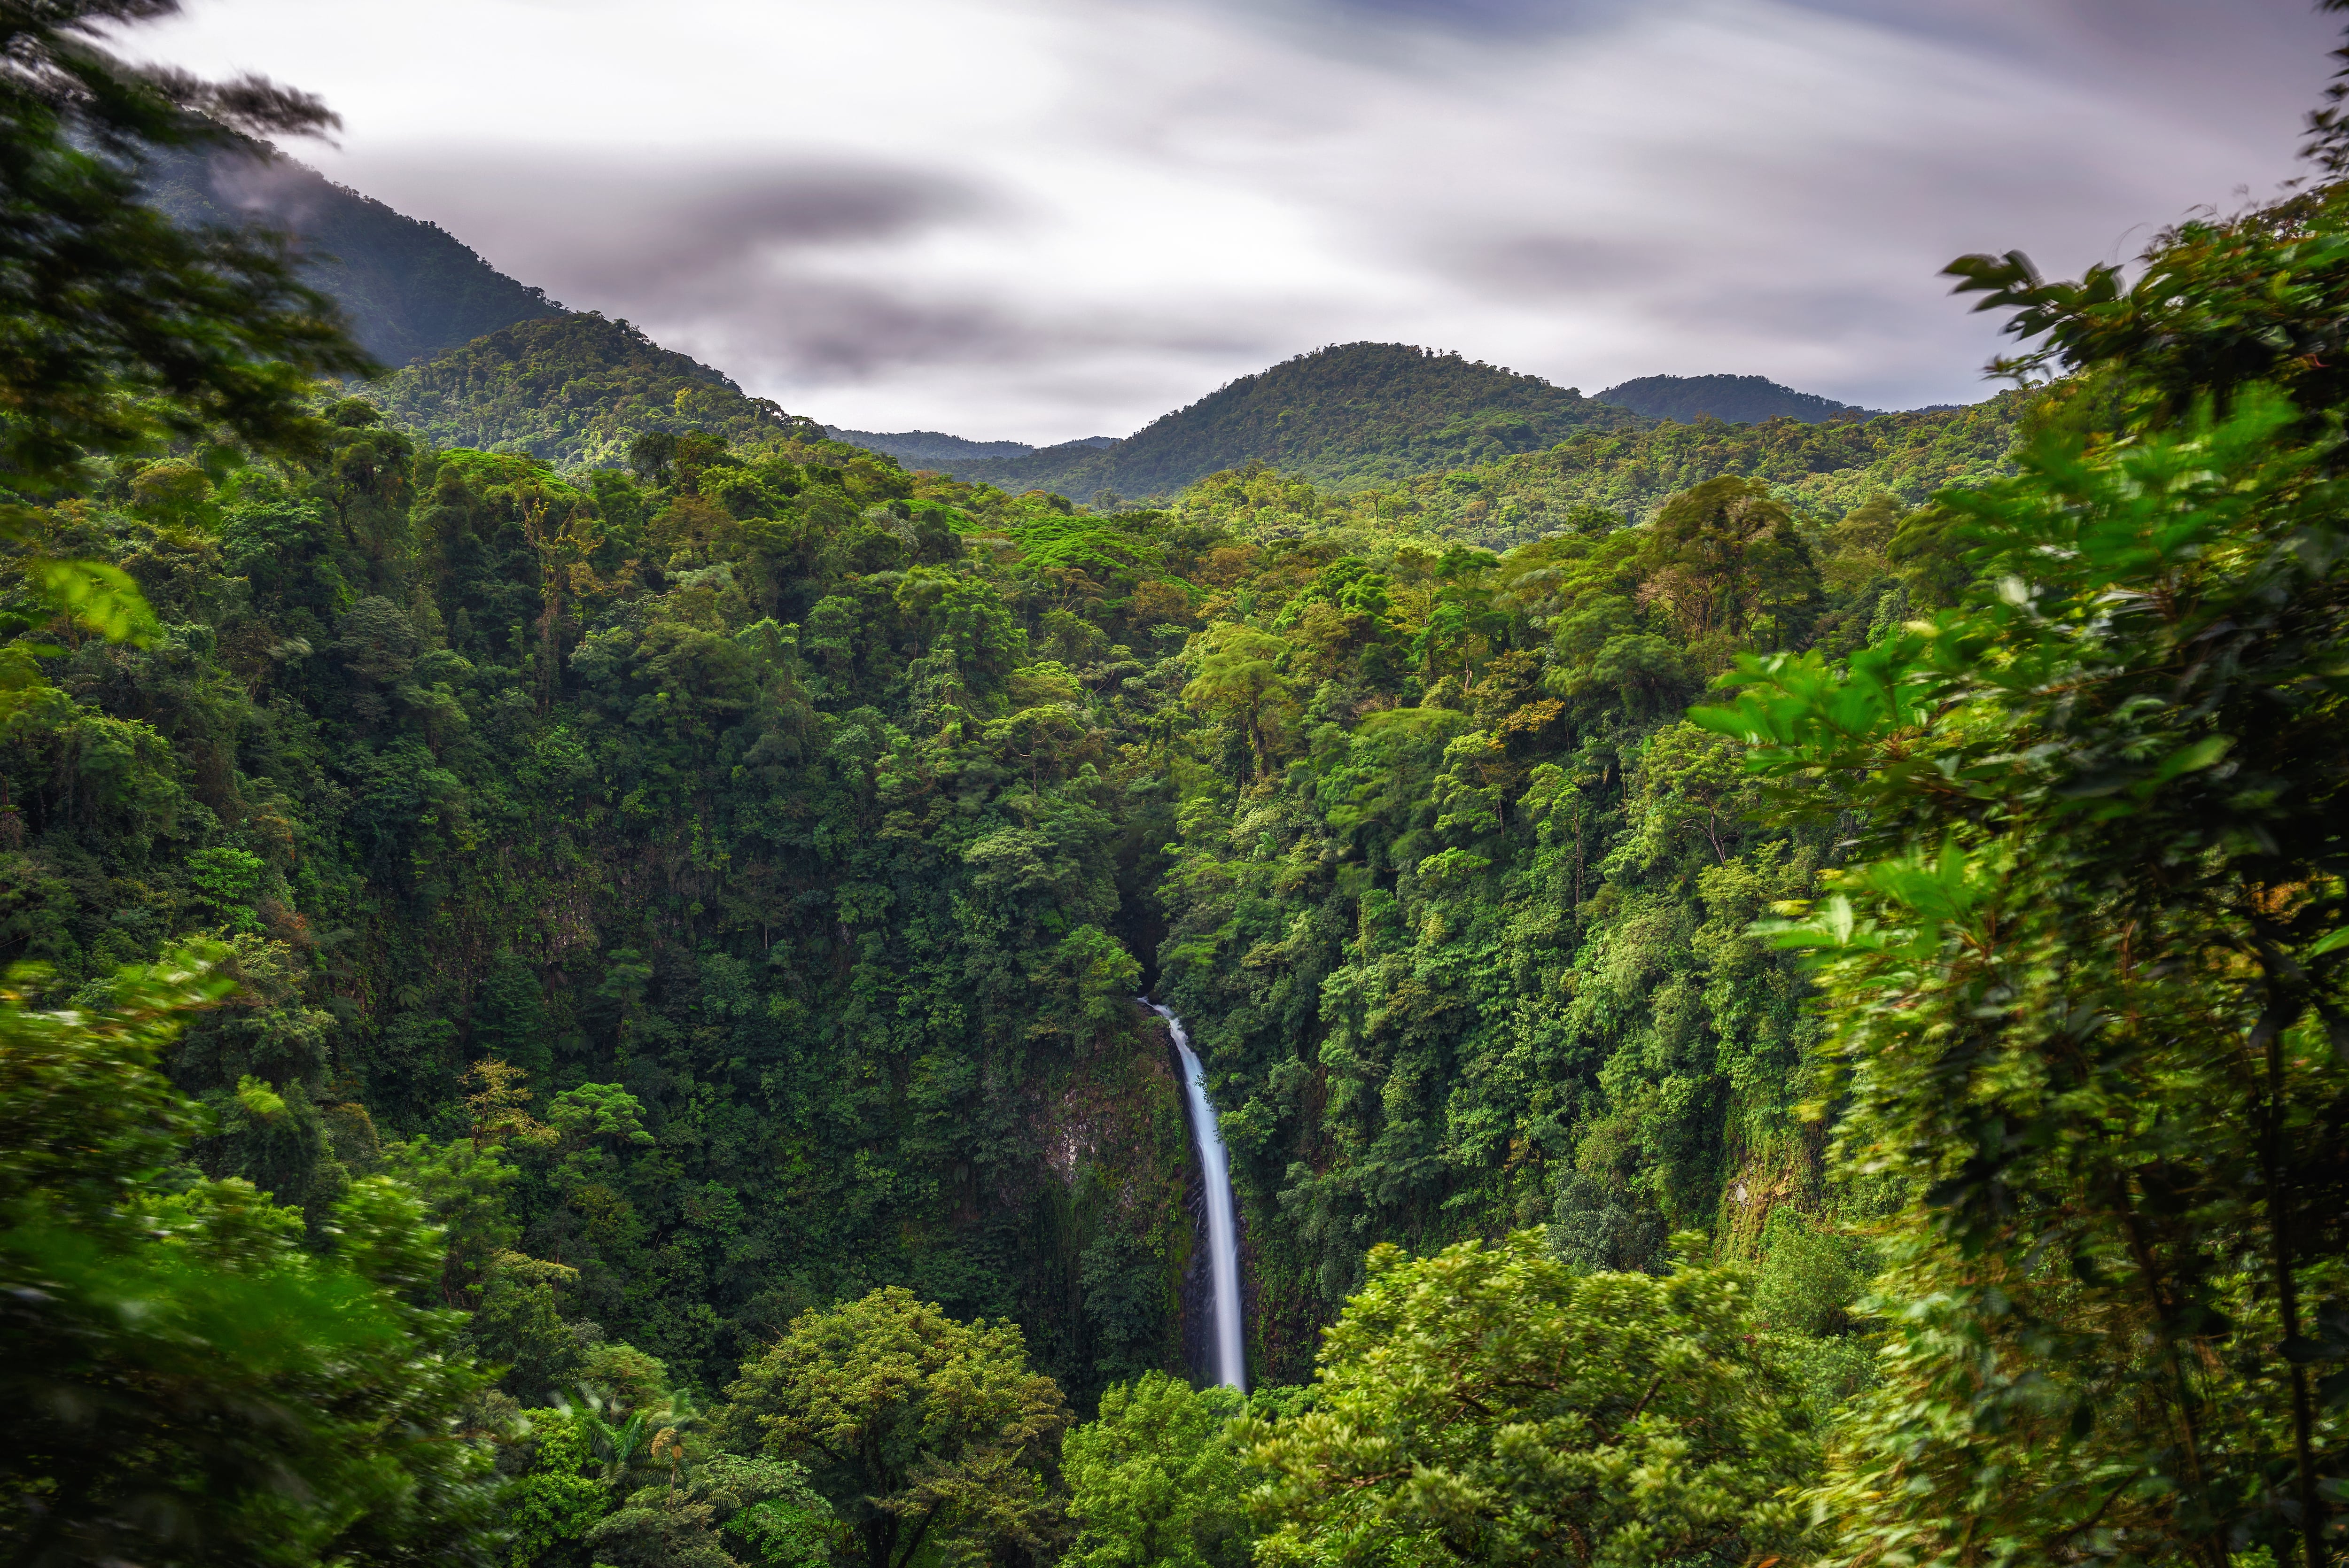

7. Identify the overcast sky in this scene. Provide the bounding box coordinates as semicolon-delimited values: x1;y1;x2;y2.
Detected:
137;0;2339;443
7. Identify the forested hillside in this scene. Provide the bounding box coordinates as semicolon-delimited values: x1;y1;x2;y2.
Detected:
143;140;561;367
946;342;1644;497
4;363;1961;1401
370;312;823;468
372;315;2010;537
1152;389;2025;551
827;429;1116;463
12;4;2349;1563
1595;372;1877;424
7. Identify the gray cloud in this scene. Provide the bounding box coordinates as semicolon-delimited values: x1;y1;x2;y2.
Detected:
406;155;999;286
144;0;2348;439
1430;233;1665;299
1210;0;1649;45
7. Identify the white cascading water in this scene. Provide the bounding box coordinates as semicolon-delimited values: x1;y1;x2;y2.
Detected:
1148;1001;1245;1390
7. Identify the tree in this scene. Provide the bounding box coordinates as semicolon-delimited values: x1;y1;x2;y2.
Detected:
584;1457;834;1568
1237;1231;1816;1567
1637;721;1754;867
1694;129;2349;1560
0;946;501;1568
1065;1372;1252;1568
716;1286;1070;1568
0;1;379;675
629;429;680;485
1638;476;1820;652
1182;624;1296;782
1699;383;2349;1568
503;1410;612;1568
0;0;371;498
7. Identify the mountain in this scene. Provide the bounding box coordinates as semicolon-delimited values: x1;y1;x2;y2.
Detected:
140;155;836;470
1219;389;2027;548
142;140;562;368
828;429;1038;462
940;342;1645;498
1595;372;1878;424
825;429;1120;463
369;311;820;468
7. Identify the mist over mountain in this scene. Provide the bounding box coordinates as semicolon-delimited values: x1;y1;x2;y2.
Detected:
143;139;562;368
1595;372;1878;425
941;342;1643;498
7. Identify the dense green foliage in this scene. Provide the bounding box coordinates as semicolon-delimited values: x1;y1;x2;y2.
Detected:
0;314;1963;1413
2;388;1242;1405
1239;1232;1815;1566
1064;1374;1252;1568
370;312;824;469
0;359;1936;1560
15;6;2349;1563
0;0;368;498
946;343;1644;498
1103;463;1952;1379
143;138;562;368
1156;392;2024;550
1696;185;2349;1567
1035;392;2020;589
719;1287;1070;1568
0;947;501;1568
1595;372;1876;425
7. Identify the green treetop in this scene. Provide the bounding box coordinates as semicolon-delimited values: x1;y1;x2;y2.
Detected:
1239;1230;1817;1567
716;1285;1071;1568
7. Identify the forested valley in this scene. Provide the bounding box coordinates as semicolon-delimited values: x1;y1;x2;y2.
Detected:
5;3;2348;1568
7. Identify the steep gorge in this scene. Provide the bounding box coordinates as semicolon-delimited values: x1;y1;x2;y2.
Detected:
0;379;1995;1409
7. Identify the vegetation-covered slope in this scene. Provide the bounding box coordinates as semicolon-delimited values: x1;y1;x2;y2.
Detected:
825;428;1115;463
1154;389;2026;551
1595;372;1877;423
369;311;822;468
143;140;562;368
946;342;1645;497
6;370;1978;1417
8;420;1202;1413
17;2;2349;1558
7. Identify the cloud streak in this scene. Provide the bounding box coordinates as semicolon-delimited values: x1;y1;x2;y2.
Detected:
141;0;2339;441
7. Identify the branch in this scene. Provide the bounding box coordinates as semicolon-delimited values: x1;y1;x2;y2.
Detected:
889;1504;938;1568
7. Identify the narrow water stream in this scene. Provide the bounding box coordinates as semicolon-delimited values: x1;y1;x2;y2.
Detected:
1147;1001;1245;1390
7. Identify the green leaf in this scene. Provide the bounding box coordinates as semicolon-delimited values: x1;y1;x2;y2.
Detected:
24;558;160;647
2155;734;2232;782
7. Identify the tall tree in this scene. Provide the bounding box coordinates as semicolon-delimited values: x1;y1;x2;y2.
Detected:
1700;371;2349;1564
1637;475;1820;652
1238;1230;1817;1567
1065;1373;1252;1568
716;1287;1070;1568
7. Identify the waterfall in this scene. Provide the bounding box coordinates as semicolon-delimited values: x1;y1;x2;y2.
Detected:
1148;1001;1245;1390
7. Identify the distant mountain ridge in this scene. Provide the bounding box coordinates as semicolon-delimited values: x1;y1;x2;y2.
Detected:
143;140;563;369
1595;373;1878;425
827;429;1119;463
939;342;1644;498
212;156;1943;492
371;313;818;469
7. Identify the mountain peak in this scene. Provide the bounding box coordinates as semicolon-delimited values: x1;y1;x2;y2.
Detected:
940;340;1641;497
1595;373;1876;425
371;312;819;469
